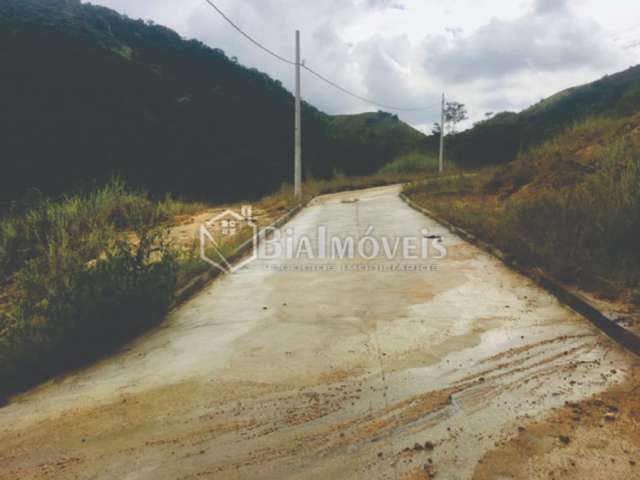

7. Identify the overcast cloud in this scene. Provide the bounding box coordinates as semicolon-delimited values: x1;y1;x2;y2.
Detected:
85;0;638;132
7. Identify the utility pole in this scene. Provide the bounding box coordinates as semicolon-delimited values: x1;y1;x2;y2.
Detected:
439;92;445;174
294;30;302;200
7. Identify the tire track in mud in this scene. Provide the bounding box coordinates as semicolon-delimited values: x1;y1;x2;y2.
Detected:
3;315;621;477
169;332;617;479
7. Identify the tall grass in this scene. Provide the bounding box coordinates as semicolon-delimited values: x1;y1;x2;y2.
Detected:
406;137;640;292
0;179;201;280
501;140;640;285
0;180;205;399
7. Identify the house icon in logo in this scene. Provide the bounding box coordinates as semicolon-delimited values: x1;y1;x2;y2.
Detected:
200;206;258;274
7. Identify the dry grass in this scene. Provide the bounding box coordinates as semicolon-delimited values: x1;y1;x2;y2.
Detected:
0;180;206;399
405;115;640;298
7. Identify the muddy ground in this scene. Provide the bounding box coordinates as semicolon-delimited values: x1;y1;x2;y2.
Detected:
473;359;640;480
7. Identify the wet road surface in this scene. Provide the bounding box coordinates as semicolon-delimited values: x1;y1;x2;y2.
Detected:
0;185;634;479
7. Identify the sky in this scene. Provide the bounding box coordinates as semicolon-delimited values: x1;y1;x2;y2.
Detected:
86;0;639;132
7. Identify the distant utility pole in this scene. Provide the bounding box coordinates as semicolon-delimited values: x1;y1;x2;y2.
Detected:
294;30;302;200
439;92;445;173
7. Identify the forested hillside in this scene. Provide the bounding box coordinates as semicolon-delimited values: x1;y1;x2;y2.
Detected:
327;112;427;174
0;0;424;203
439;65;640;167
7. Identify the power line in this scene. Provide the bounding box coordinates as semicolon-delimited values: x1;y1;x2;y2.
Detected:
202;0;295;65
201;0;439;112
303;64;439;112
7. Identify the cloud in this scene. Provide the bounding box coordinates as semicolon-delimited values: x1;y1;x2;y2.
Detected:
533;0;569;14
185;0;376;115
421;1;621;83
86;0;635;130
363;0;405;11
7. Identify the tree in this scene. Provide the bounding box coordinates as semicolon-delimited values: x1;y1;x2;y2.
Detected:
431;122;442;136
444;102;468;134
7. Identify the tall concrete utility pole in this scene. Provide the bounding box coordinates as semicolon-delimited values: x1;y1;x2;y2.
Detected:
439;92;445;173
294;30;302;200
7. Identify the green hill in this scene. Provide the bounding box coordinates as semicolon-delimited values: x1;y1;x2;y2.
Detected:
0;0;425;203
326;112;428;174
442;64;640;167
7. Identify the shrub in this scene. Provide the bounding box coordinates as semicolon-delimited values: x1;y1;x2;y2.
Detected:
0;228;177;397
0;180;190;399
484;161;535;194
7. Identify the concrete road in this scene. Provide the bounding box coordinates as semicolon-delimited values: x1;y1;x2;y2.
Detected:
0;185;633;480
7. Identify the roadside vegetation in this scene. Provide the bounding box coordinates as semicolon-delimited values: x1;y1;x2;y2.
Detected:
406;114;640;300
0;180;207;398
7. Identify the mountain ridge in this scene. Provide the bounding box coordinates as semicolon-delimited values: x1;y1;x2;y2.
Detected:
0;0;425;202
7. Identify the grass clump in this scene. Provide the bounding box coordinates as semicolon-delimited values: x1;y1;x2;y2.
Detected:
0;179;201;280
1;232;177;397
0;180;205;398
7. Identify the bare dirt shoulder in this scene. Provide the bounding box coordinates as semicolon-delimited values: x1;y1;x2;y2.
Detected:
473;358;640;480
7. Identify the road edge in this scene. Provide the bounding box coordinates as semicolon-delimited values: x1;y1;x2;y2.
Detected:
173;204;306;307
174;183;404;307
399;192;640;357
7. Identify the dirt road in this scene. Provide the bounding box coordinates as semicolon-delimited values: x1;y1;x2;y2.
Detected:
0;185;634;479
